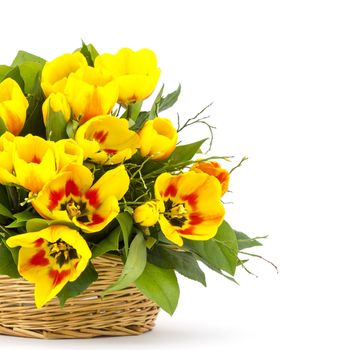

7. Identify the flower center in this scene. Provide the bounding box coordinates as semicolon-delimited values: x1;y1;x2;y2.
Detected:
164;199;188;227
48;239;78;267
66;200;81;218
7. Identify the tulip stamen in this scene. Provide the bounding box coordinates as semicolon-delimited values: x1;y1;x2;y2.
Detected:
66;200;81;219
48;239;78;267
163;199;188;228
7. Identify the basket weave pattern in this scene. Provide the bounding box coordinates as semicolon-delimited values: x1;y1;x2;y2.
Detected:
0;254;159;339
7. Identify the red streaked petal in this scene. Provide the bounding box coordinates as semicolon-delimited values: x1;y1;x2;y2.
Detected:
189;213;203;225
48;189;65;210
165;184;177;197
87;213;105;226
85;189;99;208
65;179;80;197
177;227;194;235
93;130;108;143
34;238;45;247
30;250;49;266
49;269;71;287
181;193;198;209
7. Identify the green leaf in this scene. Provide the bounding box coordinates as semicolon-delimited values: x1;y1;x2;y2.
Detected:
168;139;206;164
135;262;179;315
184;221;238;276
149;85;164;119
57;262;98;307
235;230;263;250
128;101;143;121
17;61;45;94
11;50;45;66
0;65;11;81
131;111;149;131
80;41;94;66
159;85;181;112
0;241;20;278
46;108;68;141
116;212;133;255
103;232;147;294
86;44;99;62
148;246;206;286
0;203;13;219
21;73;46;137
26;218;49;232
92;227;121;258
6;211;39;228
2;66;25;91
0;118;7;136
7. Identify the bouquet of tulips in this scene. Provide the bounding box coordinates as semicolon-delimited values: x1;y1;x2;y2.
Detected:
0;43;264;315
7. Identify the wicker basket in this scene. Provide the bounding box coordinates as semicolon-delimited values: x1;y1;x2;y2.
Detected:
0;254;159;339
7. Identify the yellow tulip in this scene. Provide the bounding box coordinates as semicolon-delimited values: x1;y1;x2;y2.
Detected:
0;78;29;135
75;115;140;165
32;164;129;233
133;201;159;227
64;66;119;124
13;134;57;193
41;52;87;97
6;225;91;308
54;139;84;171
154;171;225;246
139;117;177;160
42;92;71;126
0;132;17;185
95;48;160;104
191;161;230;196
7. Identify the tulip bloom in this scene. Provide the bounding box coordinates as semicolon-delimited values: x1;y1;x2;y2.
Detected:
0;132;17;185
42;92;71;126
133;201;159;227
13;134;57;193
6;225;91;308
41;52;88;97
75;115;140;165
54;139;84;171
95;48;160;104
155;171;225;246
139;118;177;160
0;78;29;135
191;161;230;196
64;66;119;124
32;164;129;233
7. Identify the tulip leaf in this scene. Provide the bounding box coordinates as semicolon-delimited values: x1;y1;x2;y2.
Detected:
103;232;147;294
168;138;207;164
26;218;49;232
46;108;68;141
92;226;121;258
149;85;164;119
0;65;11;82
57;262;98;307
11;50;45;66
135;262;179;315
158;84;181;112
148;246;206;286
6;211;39;228
0;241;20;278
116;212;133;255
21;73;46;137
17;61;45;94
235;230;263;250
80;41;95;66
184;221;238;276
0;118;7;136
2;66;25;91
0;203;14;219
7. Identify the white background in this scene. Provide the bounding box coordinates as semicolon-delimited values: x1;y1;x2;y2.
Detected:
1;0;350;349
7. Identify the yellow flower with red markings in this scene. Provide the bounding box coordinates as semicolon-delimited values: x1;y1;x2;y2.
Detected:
32;164;129;233
95;48;160;104
139;117;177;160
0;78;29;135
0;132;17;185
64;66;119;124
41;52;88;97
133;201;159;227
191;161;230;196
54;139;84;171
13;134;57;193
42;92;71;126
155;171;225;246
6;225;91;308
75;115;140;165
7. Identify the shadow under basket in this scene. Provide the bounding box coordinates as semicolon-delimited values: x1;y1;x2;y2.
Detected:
0;254;159;339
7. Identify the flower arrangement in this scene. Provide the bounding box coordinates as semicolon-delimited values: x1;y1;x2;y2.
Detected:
0;43;265;316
